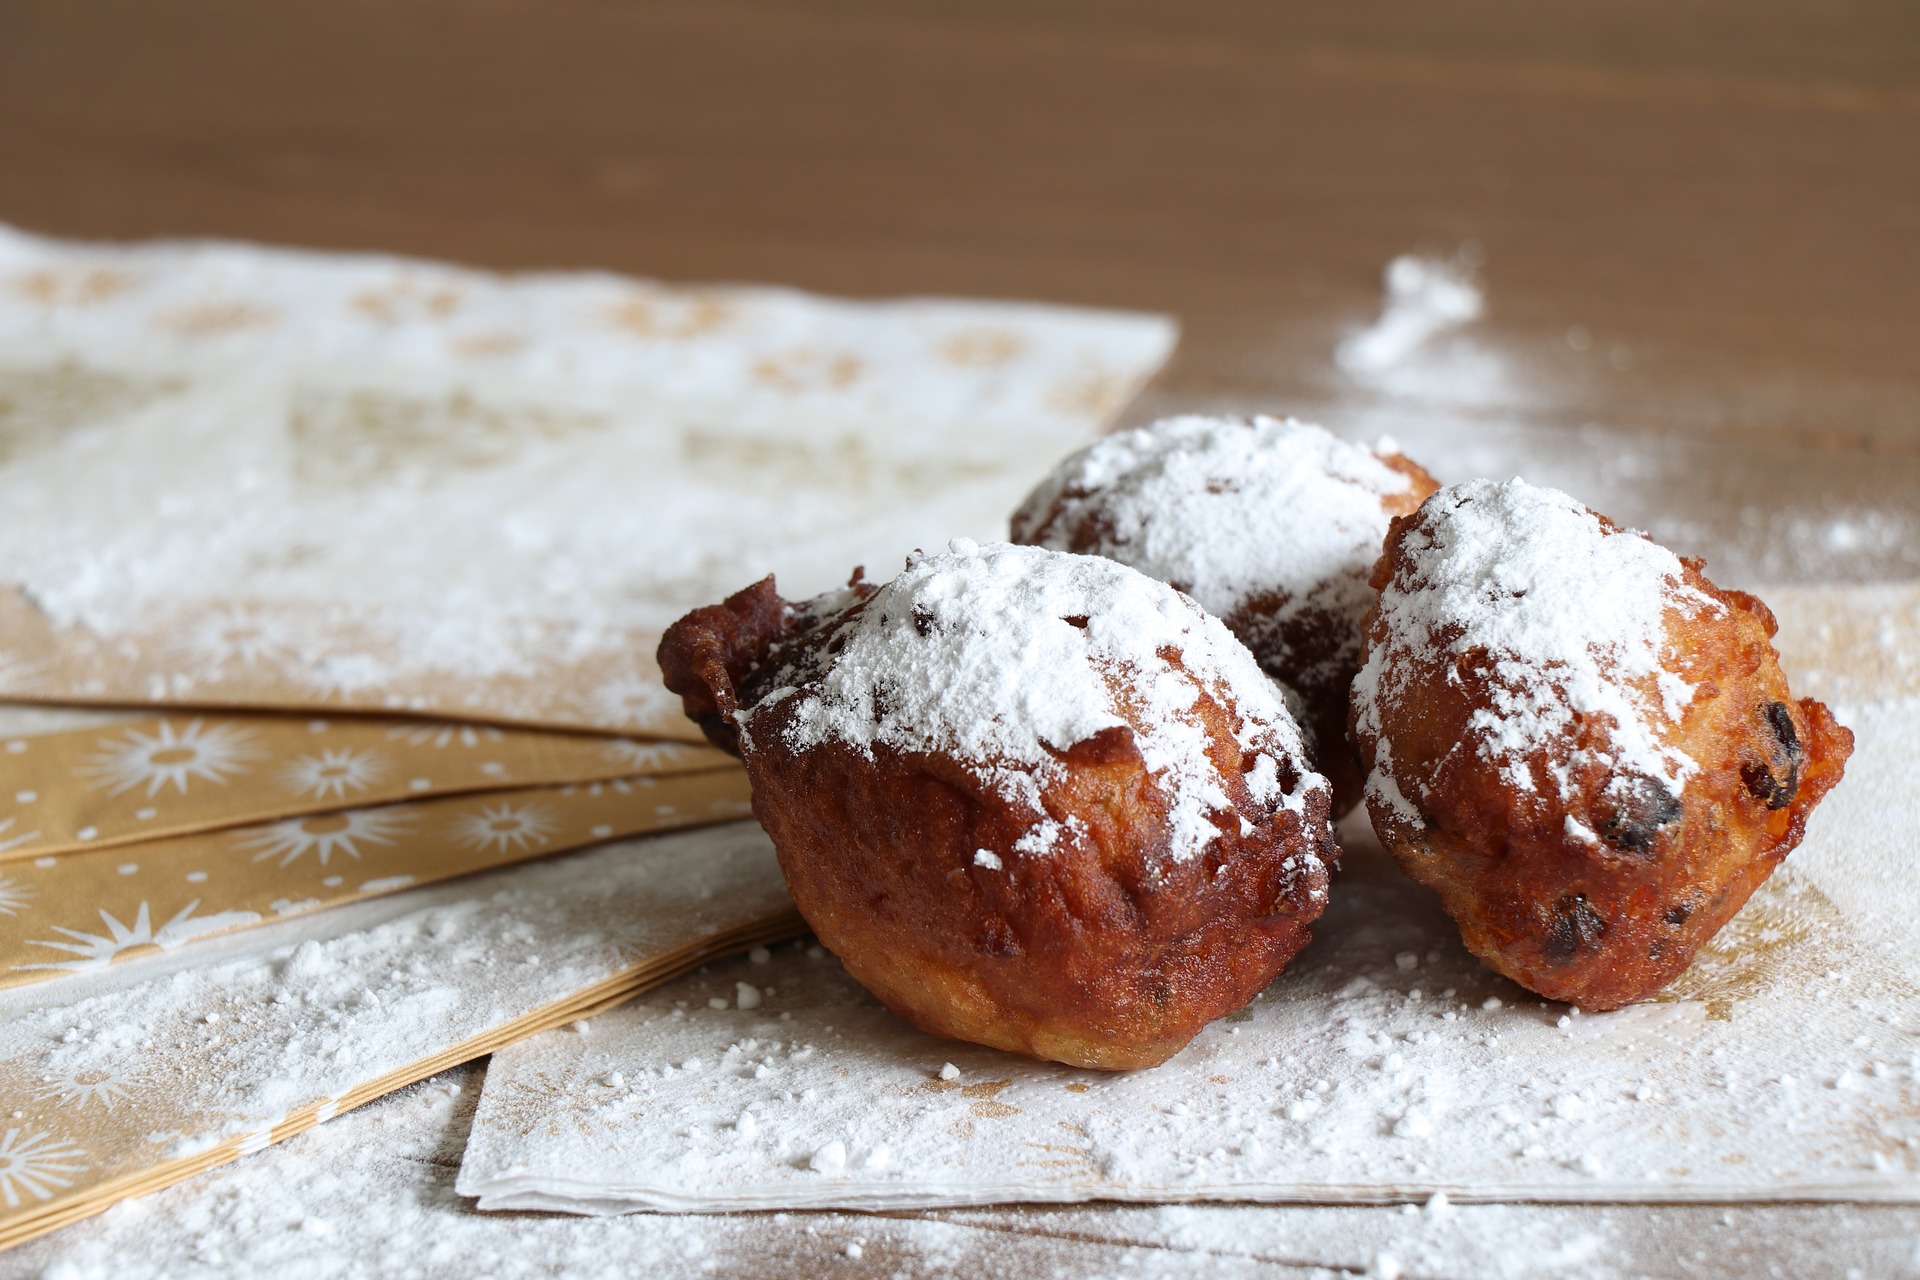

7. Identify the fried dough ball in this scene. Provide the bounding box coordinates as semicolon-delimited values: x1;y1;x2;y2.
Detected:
1011;415;1438;815
1351;479;1853;1010
658;538;1337;1070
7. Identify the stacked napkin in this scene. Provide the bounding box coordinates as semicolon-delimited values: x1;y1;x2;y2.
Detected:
0;226;1176;1249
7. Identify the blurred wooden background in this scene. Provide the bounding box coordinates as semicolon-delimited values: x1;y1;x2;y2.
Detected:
3;5;1919;1270
3;1;1916;452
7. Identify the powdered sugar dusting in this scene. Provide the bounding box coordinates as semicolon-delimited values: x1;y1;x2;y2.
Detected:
35;1051;1895;1280
0;225;1174;691
1354;479;1720;813
1012;416;1415;689
762;539;1319;865
0;823;794;1240
459;708;1920;1212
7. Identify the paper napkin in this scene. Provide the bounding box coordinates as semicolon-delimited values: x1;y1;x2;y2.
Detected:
0;822;801;1251
0;226;1175;732
460;693;1917;1211
0;767;751;991
0;711;728;859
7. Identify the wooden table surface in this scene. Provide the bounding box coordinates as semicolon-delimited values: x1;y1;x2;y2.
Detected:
4;0;1917;446
4;3;1919;1274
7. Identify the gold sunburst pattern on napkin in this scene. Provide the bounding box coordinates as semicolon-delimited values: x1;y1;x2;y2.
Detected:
0;710;729;859
0;823;803;1253
0;766;751;991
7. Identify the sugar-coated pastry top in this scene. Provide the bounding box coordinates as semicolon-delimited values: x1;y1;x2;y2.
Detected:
1352;478;1723;824
1010;415;1422;689
746;538;1322;867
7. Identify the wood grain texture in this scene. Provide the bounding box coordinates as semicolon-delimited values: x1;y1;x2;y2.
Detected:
2;0;1916;455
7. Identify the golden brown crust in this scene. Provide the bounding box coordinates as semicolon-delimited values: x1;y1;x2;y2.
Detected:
658;572;878;754
745;679;1334;1070
655;576;789;754
659;563;1337;1070
1354;501;1854;1010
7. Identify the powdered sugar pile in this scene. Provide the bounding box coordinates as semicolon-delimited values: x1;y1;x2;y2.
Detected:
760;539;1320;864
1011;415;1417;688
1352;479;1720;817
1336;255;1485;377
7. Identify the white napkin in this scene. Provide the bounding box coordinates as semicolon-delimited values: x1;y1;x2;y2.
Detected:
12;1060;1917;1279
0;225;1176;724
459;695;1919;1212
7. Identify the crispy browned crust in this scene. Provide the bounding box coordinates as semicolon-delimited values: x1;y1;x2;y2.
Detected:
658;575;1337;1070
1353;506;1854;1010
658;573;878;754
656;576;789;753
747;688;1335;1071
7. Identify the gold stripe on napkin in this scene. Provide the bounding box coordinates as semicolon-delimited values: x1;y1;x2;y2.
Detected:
0;709;729;859
0;824;802;1253
0;767;752;991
